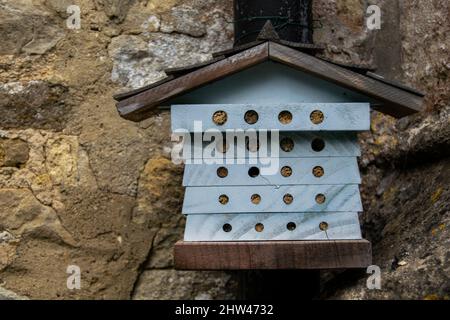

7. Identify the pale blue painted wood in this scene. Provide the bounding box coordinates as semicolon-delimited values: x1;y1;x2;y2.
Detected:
168;63;371;242
184;212;362;241
168;61;378;106
182;184;362;214
171;103;370;132
183;157;361;186
181;132;361;159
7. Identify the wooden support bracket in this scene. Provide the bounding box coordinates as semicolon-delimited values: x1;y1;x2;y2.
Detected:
174;240;372;270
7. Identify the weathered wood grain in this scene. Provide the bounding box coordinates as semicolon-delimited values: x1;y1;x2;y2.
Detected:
183;185;362;214
164;56;226;76
269;42;423;117
171;103;370;132
365;72;425;96
174;240;372;269
113;75;175;101
183;157;361;186
182;132;360;159
117;43;269;121
212;41;264;58
275;39;325;51
184;212;362;241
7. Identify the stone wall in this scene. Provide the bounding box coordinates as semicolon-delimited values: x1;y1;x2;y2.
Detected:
0;0;448;299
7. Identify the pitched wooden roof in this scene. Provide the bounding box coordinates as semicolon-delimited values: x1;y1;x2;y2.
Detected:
115;41;424;122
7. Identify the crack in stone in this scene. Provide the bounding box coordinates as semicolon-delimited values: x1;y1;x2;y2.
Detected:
129;224;160;299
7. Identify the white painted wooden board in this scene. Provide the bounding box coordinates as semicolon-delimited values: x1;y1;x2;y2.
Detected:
182;184;362;214
171;103;370;132
183;157;361;186
184;212;362;241
181;132;361;159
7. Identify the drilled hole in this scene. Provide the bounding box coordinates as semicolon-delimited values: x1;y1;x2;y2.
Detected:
248;167;260;178
311;138;325;152
280;137;294;152
312;166;324;178
278;111;293;124
219;194;229;205
287;222;296;231
255;223;264;232
315;194;326;204
319;221;329;231
283;194;294;205
217;167;228;178
246;137;260;152
212;110;228;125
251;194;261;205
281;166;293;177
244;110;259;124
310;110;324;124
223;223;232;232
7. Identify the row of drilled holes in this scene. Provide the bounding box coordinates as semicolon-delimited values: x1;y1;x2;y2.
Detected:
222;221;329;233
218;193;326;205
212;110;325;126
217;137;326;154
217;166;325;179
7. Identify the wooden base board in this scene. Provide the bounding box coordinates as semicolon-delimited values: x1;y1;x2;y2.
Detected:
174;240;372;270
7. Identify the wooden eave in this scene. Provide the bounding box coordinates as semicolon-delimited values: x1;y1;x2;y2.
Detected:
115;41;425;122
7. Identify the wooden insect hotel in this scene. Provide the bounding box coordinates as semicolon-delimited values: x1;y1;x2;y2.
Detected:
114;0;424;270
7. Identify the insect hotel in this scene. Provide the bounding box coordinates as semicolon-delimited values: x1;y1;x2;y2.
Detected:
114;0;424;270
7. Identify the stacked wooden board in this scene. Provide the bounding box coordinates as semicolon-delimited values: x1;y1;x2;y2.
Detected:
171;103;370;242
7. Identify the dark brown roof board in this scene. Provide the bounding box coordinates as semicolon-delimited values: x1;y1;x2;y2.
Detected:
212;41;265;58
113;75;175;101
164;56;226;77
366;72;425;97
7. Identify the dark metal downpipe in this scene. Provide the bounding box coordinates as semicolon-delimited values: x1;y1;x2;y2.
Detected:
233;0;314;46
